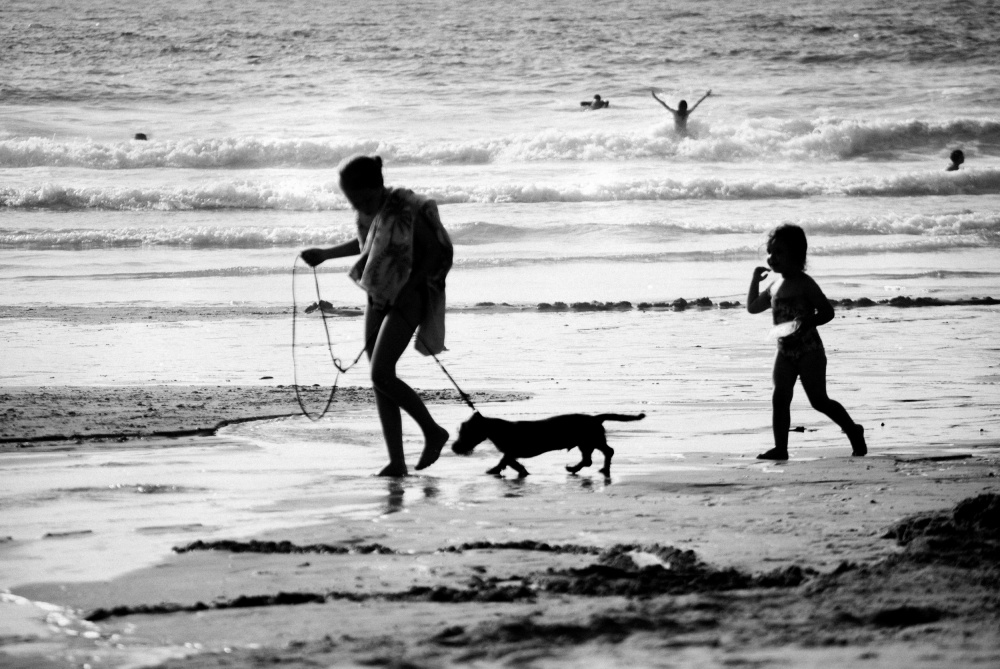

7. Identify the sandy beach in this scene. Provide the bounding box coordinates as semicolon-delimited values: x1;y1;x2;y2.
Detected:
2;383;998;668
4;1;1000;666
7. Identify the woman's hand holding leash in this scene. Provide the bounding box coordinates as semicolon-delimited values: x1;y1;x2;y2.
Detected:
300;248;327;267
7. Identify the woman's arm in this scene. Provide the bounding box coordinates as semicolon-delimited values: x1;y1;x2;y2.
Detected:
747;267;772;313
688;89;711;113
650;89;674;111
300;238;361;267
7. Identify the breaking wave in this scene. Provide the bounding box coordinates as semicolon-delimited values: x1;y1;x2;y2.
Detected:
3;212;996;251
1;118;997;169
3;169;999;212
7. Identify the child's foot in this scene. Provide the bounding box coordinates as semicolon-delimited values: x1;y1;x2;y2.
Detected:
757;448;789;461
376;462;408;477
415;426;449;471
848;424;867;456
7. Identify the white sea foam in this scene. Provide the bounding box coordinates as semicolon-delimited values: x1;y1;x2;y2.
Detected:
0;181;345;211
4;170;999;212
2;211;997;251
1;118;997;169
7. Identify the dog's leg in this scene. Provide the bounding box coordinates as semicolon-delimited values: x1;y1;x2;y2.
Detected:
596;440;614;476
565;445;593;474
487;456;529;477
509;459;530;478
486;458;507;476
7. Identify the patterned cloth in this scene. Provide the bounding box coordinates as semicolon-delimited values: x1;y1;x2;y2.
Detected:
349;188;454;355
764;286;825;360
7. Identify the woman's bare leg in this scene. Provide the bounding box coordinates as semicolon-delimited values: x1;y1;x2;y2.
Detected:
365;289;448;476
365;305;406;476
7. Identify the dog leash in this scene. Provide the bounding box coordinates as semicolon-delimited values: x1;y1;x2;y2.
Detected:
291;256;366;420
422;344;477;412
385;312;478;412
292;256;477;419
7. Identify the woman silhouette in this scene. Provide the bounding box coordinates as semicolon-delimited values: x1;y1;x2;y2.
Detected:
651;89;711;135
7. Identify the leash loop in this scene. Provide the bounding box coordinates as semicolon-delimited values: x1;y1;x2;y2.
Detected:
291;257;349;421
291;255;476;418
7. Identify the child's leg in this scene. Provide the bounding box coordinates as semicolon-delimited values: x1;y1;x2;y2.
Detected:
798;351;866;455
760;353;797;459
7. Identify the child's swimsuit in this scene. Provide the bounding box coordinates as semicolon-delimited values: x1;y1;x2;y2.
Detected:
770;291;825;361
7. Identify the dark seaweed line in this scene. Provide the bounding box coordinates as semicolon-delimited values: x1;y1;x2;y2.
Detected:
533;295;999;313
173;539;398;555
0;413;300;446
443;540;604;555
84;582;538;622
172;538;606;556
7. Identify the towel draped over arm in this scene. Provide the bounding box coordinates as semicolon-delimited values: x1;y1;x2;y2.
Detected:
349;188;453;355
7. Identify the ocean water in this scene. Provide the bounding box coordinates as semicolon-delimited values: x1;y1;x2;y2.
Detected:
2;0;999;394
2;0;999;309
2;0;999;400
1;0;1000;589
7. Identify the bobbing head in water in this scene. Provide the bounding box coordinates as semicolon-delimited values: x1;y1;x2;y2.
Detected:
947;149;965;171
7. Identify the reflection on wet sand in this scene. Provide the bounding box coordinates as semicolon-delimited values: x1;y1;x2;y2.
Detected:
380;479;440;515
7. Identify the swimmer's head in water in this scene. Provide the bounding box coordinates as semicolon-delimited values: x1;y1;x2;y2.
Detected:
950;149;965;166
678;100;688;112
594;95;602;101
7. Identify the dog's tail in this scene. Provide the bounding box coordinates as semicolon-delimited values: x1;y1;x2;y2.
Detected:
596;413;646;423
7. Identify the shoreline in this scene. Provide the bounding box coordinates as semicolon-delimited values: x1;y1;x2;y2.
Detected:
1;295;997;324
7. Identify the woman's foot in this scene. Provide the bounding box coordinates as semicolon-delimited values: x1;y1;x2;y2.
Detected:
848;424;867;456
376;462;408;477
757;448;789;461
415;426;449;471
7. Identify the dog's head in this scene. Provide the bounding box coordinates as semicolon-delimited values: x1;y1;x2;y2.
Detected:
451;412;489;455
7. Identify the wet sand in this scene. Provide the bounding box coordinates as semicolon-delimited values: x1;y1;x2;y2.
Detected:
0;385;511;445
1;388;998;668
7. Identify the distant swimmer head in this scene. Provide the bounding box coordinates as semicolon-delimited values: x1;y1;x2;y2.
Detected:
589;95;609;109
133;133;147;140
947;149;965;171
678;100;688;112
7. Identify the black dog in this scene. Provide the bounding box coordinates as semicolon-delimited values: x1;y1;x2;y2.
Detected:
451;411;646;477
